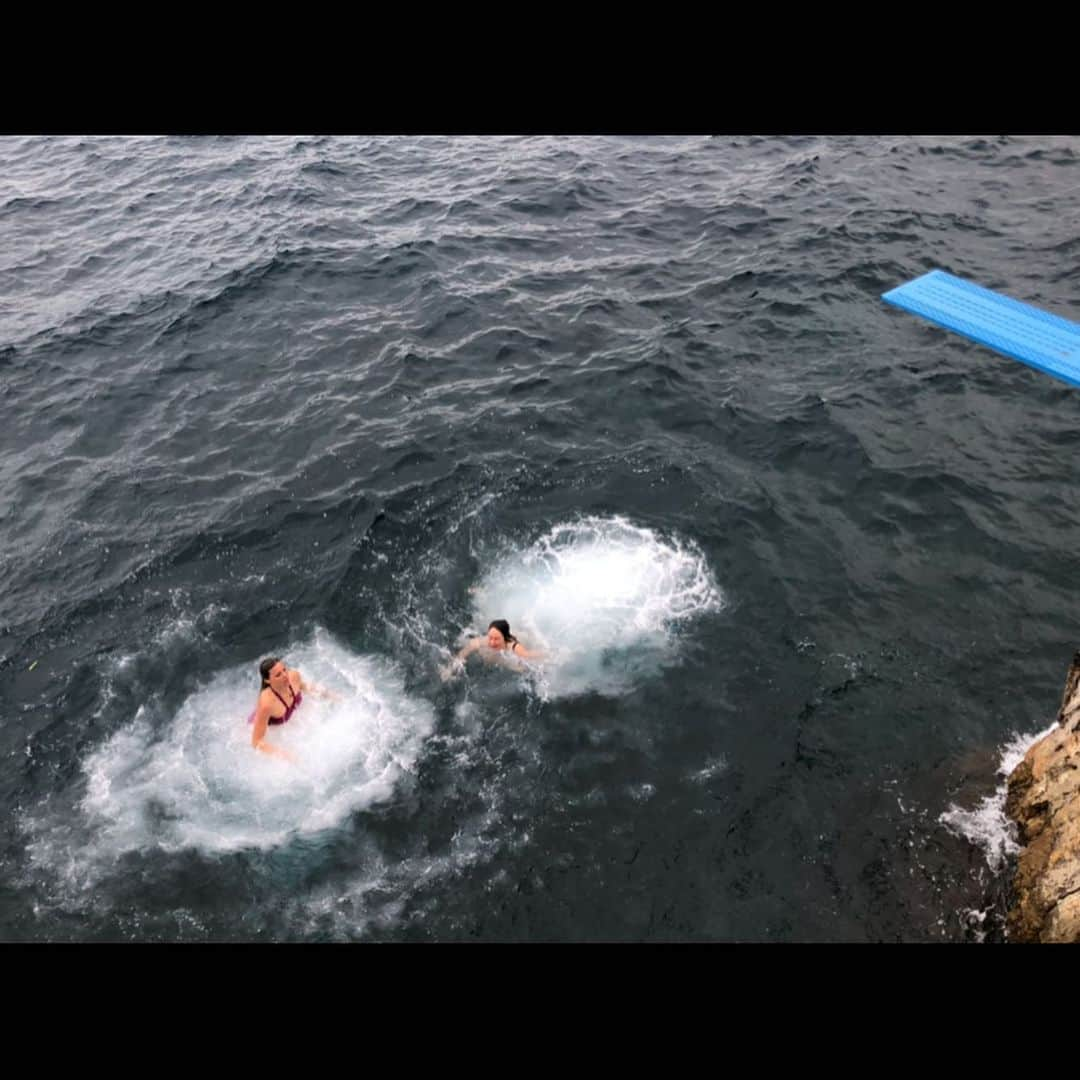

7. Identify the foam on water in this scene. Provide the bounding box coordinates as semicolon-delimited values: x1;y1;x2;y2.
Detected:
463;516;725;697
26;628;435;872
939;723;1059;874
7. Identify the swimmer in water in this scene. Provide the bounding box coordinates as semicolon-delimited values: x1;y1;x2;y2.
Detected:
249;656;335;761
440;619;544;681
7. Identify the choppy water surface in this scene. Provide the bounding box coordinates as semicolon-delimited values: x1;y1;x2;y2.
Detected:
3;135;1079;941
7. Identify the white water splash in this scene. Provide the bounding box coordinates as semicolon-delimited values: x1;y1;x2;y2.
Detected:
939;722;1058;873
26;628;435;869
464;516;725;697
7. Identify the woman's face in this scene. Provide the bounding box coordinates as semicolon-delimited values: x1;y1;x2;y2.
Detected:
268;661;289;685
486;627;507;650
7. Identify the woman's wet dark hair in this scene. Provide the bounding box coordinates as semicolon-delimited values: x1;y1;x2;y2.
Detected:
488;620;517;645
259;657;282;687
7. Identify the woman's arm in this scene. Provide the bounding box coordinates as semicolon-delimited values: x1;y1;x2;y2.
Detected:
296;670;339;701
440;638;482;681
456;638;482;662
251;697;296;762
511;641;545;661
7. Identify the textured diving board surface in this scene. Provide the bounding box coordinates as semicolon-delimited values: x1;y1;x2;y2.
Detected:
882;270;1080;390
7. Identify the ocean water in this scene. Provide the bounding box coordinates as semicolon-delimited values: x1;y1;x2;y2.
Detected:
2;134;1079;941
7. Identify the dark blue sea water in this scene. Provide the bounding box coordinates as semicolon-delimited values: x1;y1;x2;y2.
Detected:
2;135;1079;942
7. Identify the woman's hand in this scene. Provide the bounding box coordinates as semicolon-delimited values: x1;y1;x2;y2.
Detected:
298;674;339;702
439;657;465;682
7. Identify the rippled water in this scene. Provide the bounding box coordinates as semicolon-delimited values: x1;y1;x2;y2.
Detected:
3;135;1079;941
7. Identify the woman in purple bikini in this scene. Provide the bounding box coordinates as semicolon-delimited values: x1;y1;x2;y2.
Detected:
250;656;326;761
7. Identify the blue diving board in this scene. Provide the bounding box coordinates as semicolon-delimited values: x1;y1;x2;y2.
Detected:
882;270;1080;390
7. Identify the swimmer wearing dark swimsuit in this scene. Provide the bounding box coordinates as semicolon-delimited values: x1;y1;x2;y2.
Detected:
266;684;303;726
250;656;310;761
440;619;545;680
